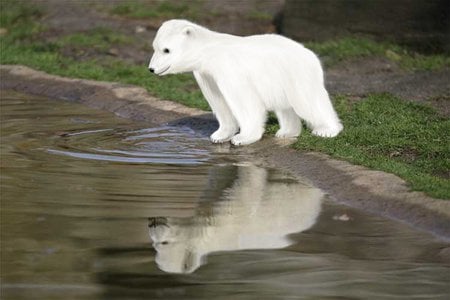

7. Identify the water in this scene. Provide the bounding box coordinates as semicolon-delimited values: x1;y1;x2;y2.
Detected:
1;91;449;299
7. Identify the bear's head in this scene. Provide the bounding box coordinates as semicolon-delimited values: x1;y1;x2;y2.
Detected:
148;19;203;76
148;216;205;274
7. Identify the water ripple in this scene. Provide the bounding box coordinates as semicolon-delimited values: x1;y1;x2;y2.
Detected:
46;126;210;165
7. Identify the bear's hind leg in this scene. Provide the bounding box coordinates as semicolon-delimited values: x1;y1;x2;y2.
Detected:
289;87;343;138
275;108;301;139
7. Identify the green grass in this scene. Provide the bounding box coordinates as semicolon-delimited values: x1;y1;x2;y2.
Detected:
270;94;449;199
56;27;133;51
109;1;200;19
0;0;44;41
247;10;273;21
1;0;449;198
306;37;450;70
0;0;42;27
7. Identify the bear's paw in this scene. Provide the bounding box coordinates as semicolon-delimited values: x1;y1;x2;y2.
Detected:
210;129;235;144
311;125;343;138
231;134;261;146
275;128;301;139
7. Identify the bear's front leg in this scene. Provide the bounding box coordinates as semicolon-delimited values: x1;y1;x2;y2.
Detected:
230;109;266;146
193;72;239;143
214;77;267;146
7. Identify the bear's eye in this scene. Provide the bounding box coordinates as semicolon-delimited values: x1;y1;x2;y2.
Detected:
163;48;170;54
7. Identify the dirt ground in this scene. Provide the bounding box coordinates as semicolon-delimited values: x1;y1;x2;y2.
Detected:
32;0;450;114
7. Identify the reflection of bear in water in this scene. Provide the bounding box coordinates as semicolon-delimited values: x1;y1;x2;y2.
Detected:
148;164;323;273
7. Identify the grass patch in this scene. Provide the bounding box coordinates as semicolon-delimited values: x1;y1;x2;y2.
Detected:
306;37;450;70
0;0;44;41
1;1;449;198
284;94;449;199
109;1;201;19
247;10;273;21
306;37;387;64
0;0;42;27
56;27;133;51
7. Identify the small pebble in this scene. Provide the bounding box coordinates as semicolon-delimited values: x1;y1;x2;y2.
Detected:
135;25;146;33
333;213;351;221
108;48;119;56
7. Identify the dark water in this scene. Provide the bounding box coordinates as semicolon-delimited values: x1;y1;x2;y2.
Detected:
1;91;449;300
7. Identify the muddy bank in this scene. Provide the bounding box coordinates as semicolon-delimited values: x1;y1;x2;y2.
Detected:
1;64;449;240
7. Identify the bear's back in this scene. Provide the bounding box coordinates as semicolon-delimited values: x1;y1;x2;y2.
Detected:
202;34;317;72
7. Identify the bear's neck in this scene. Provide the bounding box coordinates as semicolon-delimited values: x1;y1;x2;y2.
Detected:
202;28;239;43
192;28;241;73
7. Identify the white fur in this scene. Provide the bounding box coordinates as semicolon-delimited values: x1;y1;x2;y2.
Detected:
148;164;323;273
149;19;343;145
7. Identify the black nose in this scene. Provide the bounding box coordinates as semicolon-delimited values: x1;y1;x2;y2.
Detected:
149;68;155;73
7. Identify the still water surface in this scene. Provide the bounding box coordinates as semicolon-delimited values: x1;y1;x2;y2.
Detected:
1;92;449;299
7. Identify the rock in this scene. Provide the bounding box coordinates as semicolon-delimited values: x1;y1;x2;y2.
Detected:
108;48;119;56
135;25;146;33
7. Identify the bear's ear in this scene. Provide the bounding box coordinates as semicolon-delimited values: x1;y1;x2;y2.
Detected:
182;26;194;37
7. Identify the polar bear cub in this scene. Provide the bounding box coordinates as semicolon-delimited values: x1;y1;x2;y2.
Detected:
149;19;343;145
